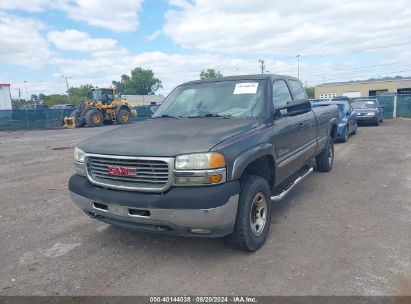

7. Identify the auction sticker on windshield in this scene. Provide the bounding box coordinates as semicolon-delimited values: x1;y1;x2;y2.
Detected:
233;82;258;94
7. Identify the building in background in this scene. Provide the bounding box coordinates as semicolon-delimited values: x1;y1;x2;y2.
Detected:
0;84;12;110
315;77;411;99
121;94;165;107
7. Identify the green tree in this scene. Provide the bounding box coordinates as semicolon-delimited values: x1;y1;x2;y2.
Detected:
67;84;93;99
200;68;223;80
112;67;162;95
38;93;46;102
43;94;83;106
30;94;39;102
304;86;315;99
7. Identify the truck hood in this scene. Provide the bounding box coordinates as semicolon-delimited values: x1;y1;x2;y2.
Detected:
78;118;260;157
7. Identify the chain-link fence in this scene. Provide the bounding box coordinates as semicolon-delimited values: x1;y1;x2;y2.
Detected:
1;98;410;132
0;106;155;131
376;94;411;119
0;109;73;131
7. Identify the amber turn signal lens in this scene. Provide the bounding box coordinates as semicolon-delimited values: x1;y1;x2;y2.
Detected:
209;153;226;168
208;174;222;183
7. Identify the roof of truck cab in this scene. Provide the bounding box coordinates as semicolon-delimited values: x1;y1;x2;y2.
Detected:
180;74;299;86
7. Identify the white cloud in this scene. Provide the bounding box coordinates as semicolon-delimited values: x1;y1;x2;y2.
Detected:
48;51;310;95
47;29;118;53
0;12;50;69
61;0;144;32
0;0;51;12
146;30;162;42
164;0;411;56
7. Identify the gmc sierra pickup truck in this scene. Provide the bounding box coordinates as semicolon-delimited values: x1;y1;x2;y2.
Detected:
69;74;339;251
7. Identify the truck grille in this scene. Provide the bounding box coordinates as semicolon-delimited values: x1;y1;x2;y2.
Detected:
86;155;173;192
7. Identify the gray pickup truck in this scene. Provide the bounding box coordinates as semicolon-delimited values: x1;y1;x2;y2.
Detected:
69;74;338;251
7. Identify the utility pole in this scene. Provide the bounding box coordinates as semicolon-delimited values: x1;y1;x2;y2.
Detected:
61;75;72;101
258;59;265;74
17;88;21;108
296;55;301;79
24;81;29;101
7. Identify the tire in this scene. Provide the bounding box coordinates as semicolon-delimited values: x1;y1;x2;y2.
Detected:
316;135;334;172
85;109;104;127
342;126;349;142
352;124;357;135
70;110;85;127
229;175;272;252
116;108;131;124
375;119;380;126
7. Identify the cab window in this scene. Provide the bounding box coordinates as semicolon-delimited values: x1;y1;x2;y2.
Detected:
272;80;292;110
288;80;307;100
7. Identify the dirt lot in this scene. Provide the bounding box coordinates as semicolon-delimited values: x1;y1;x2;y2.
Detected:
0;120;410;296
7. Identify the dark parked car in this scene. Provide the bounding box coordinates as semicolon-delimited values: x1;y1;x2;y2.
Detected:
49;104;77;110
69;74;339;251
312;100;357;142
351;99;383;126
21;103;49;110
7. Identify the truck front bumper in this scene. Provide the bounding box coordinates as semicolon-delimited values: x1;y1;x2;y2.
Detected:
69;175;240;238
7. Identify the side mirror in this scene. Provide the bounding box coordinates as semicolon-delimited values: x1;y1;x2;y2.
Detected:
274;100;312;117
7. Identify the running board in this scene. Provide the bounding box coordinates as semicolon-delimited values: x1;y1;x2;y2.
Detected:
271;167;314;202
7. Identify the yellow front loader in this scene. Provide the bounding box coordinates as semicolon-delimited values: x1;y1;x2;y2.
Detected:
64;88;137;128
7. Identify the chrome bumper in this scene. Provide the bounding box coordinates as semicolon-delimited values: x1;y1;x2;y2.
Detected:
70;191;239;237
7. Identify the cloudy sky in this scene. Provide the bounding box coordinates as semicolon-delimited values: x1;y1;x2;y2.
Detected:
1;0;411;98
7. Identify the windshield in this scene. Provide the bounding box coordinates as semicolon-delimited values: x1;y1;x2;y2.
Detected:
153;80;265;118
92;89;113;103
351;100;377;109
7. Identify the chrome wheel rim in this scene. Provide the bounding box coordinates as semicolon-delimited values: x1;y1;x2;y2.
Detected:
250;192;267;237
328;144;333;166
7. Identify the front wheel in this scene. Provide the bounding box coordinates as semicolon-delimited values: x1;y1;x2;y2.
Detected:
316;135;334;172
229;175;272;252
116;108;131;124
85;109;104;127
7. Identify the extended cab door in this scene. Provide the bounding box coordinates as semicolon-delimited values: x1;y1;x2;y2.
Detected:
287;79;317;166
271;79;313;184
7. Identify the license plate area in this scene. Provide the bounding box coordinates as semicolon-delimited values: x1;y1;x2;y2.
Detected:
93;202;150;218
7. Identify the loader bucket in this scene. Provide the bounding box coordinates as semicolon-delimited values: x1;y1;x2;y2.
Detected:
63;116;76;128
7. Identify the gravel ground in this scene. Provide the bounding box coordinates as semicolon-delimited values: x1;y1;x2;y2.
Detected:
0;120;410;296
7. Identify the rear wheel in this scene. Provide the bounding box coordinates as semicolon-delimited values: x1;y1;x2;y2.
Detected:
342;126;349;142
116;108;131;124
229;175;272;252
316;135;334;172
352;124;357;135
85;109;104;127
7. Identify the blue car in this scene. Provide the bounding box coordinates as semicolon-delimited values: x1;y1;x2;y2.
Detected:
312;100;357;142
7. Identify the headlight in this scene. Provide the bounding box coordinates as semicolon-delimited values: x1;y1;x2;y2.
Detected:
366;112;375;116
74;147;85;163
175;152;225;170
174;152;226;186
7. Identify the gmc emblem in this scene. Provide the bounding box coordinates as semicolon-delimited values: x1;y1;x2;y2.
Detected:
107;166;137;177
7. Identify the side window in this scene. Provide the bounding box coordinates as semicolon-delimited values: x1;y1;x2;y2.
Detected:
288;80;307;100
344;102;349;113
272;80;292;109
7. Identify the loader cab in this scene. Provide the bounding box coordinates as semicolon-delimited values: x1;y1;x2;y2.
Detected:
92;88;114;105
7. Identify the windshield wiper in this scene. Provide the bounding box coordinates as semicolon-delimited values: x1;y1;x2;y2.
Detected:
153;114;181;119
188;113;231;118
